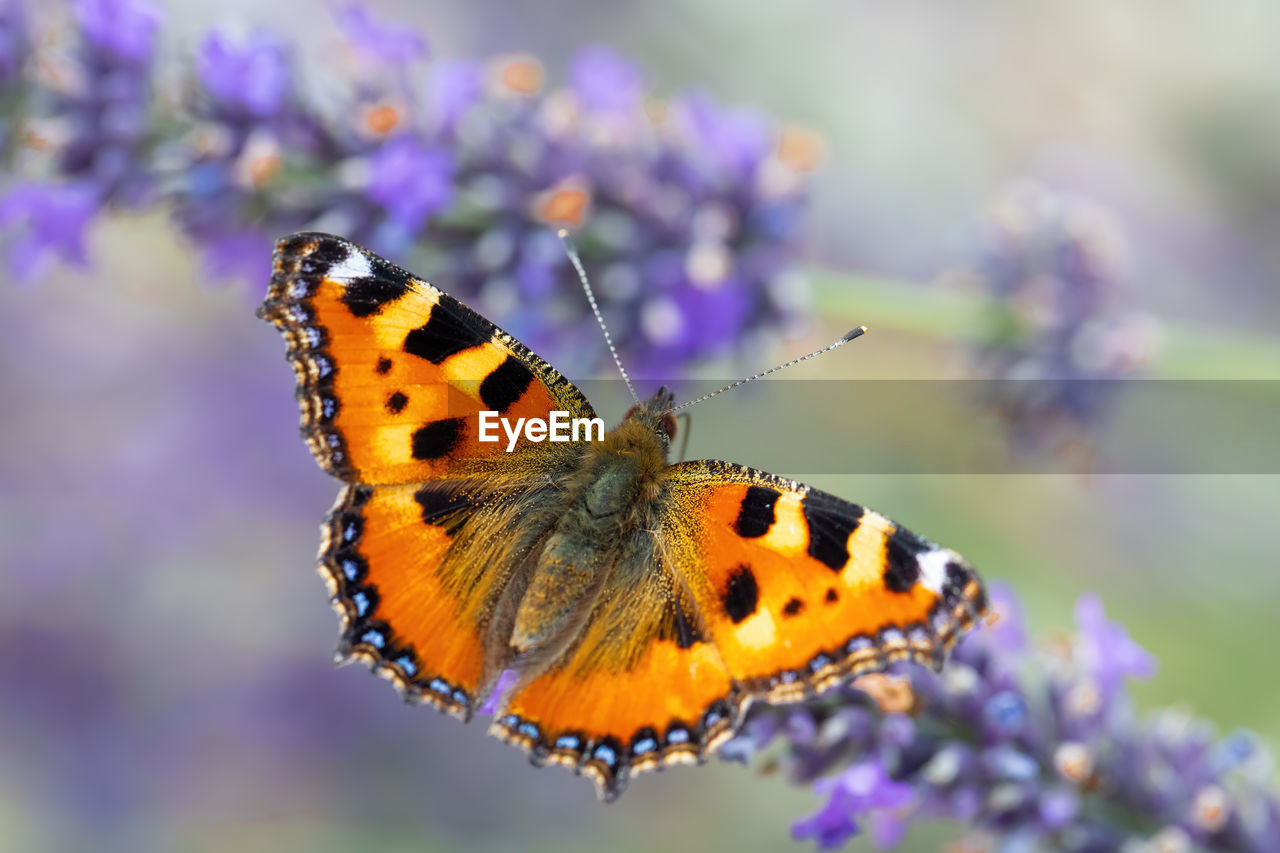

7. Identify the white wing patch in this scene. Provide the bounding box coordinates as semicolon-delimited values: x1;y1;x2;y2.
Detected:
326;247;374;282
917;547;954;595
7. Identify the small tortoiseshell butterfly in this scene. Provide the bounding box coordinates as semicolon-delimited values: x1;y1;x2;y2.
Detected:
258;232;988;800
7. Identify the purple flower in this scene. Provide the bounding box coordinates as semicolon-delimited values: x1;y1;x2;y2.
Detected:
569;45;646;114
672;90;771;183
365;136;455;236
197;30;292;119
959;184;1162;459
1074;593;1157;697
793;760;914;850
0;181;98;280
430;59;484;127
196;226;273;282
719;713;783;764
43;0;158;212
73;0;159;64
791;795;860;850
984;582;1029;653
0;0;26;82
4;0;812;377
728;587;1278;851
335;4;427;66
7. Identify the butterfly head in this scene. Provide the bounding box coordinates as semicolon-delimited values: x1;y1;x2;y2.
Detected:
623;387;678;447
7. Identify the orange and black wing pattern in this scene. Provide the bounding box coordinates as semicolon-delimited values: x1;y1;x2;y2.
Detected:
664;460;988;703
319;481;487;718
258;232;581;718
318;479;560;720
257;232;595;485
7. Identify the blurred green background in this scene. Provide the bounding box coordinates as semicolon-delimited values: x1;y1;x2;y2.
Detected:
3;1;1279;851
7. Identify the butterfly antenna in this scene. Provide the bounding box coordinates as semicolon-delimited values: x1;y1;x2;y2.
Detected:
558;229;640;405
668;326;868;414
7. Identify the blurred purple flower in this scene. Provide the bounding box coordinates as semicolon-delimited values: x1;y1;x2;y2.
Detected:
197;30;292;120
336;4;427;66
430;58;484;127
673;91;772;184
985;582;1028;653
0;0;25;81
793;760;914;850
959;183;1162;459
1;2;811;375
197;226;274;282
726;587;1280;851
791;793;859;849
1074;593;1157;697
365;136;455;234
42;0;158;214
0;181;98;280
569;45;646;113
73;0;159;64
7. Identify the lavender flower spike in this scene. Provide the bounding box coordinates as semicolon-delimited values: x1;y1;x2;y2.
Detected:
1;4;811;376
721;584;1280;851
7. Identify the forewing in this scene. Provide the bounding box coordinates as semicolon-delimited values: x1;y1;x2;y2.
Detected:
258;232;596;485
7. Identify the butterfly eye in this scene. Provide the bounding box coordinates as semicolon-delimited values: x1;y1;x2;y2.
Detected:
657;413;677;442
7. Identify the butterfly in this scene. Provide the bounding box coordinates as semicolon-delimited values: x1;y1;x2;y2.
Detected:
258;232;988;801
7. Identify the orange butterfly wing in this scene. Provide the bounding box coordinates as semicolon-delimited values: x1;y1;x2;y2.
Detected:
257;232;595;485
664;460;988;701
260;232;588;717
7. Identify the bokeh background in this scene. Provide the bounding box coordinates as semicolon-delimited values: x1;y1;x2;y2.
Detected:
3;1;1279;851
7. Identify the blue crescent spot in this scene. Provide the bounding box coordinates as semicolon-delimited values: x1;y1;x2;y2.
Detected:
631;736;657;755
846;636;873;654
352;591;370;616
360;630;384;648
666;728;690;745
592;744;618;766
394;655;416;676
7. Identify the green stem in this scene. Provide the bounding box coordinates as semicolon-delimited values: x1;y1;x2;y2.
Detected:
810;269;1280;380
